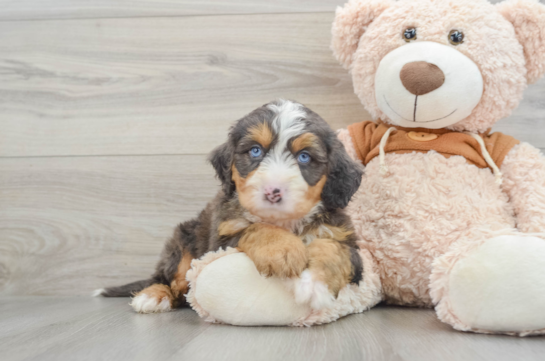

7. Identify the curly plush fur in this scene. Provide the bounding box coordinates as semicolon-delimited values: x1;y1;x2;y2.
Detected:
331;0;545;133
330;0;545;336
339;129;518;305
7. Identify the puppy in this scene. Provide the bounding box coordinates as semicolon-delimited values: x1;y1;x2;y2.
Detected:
95;100;363;313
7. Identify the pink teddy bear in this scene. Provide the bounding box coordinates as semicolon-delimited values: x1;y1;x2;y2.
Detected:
332;0;545;336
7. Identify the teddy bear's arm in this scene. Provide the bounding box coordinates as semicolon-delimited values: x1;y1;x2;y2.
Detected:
501;142;545;233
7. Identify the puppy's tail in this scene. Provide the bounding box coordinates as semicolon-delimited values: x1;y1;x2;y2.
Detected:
92;278;157;297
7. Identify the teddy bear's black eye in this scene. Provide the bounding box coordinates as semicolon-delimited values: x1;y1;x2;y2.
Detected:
449;30;464;45
403;28;417;42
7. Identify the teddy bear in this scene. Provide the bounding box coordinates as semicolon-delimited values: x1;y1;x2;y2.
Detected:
185;0;545;336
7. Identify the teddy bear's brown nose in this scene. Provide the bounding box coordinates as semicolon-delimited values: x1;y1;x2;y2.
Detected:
400;61;445;96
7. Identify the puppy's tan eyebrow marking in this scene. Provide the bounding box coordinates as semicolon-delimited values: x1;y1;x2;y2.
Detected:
291;132;319;153
249;122;273;148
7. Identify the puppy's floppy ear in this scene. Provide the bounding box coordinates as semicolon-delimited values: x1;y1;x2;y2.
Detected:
497;0;545;84
321;138;363;210
331;0;393;69
208;141;235;196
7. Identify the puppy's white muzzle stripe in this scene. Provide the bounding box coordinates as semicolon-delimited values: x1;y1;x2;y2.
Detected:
244;100;311;220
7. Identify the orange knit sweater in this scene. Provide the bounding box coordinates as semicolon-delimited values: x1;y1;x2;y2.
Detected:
348;120;520;169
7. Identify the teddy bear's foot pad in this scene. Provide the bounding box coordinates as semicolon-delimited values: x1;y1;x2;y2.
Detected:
193;253;310;326
446;235;545;334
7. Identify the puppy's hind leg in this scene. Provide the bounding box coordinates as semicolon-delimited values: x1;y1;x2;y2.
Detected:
169;251;194;306
128;247;194;314
97;208;205;313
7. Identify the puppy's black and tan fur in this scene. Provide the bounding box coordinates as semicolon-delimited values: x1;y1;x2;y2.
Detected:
97;100;363;313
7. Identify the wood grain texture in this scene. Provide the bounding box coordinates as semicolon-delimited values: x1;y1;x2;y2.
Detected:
0;0;347;21
0;155;217;295
0;0;516;21
0;12;367;158
1;11;544;158
493;79;545;149
1;0;544;300
1;298;545;361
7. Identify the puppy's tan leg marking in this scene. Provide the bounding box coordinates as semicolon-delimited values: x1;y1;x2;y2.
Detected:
130;284;174;314
238;223;308;278
307;239;352;297
170;252;194;304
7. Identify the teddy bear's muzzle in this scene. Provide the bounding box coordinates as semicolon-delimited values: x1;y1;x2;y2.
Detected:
375;41;484;130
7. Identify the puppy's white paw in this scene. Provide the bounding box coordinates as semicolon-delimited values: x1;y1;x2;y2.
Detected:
130;294;172;314
294;270;335;310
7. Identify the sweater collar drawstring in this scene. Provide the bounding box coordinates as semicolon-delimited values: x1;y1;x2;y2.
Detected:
465;132;503;185
379;127;397;176
378;127;503;185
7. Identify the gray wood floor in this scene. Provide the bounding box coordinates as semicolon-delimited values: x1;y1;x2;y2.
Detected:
1;0;544;298
1;0;545;359
2;297;545;361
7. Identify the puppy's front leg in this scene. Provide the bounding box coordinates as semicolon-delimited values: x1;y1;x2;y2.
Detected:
238;223;308;278
295;239;355;310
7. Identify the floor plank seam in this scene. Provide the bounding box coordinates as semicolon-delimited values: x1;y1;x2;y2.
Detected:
0;11;335;23
0;153;211;160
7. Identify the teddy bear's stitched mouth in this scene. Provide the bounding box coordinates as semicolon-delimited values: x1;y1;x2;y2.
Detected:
383;94;457;123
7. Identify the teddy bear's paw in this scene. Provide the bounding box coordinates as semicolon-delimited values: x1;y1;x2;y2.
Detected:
294;270;335;310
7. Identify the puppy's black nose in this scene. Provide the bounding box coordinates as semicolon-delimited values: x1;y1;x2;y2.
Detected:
272;188;281;195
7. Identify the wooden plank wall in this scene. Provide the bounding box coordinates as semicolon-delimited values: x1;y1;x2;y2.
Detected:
1;0;544;296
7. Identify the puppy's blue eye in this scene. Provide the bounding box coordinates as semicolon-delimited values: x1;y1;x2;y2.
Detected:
297;152;311;164
249;146;262;158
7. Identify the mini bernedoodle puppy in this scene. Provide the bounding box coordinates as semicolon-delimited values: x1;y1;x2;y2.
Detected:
96;100;364;313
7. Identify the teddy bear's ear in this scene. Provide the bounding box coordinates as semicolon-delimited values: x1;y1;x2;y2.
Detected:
497;0;545;84
331;0;394;69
